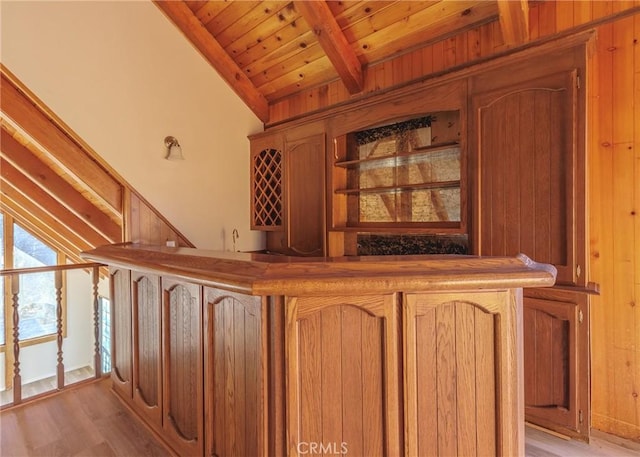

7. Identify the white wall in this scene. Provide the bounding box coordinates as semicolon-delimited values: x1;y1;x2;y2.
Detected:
0;0;265;251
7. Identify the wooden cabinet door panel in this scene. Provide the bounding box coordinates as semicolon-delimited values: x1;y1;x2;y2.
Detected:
524;297;579;429
473;70;580;285
404;291;520;456
285;133;326;256
110;267;132;400
286;295;401;457
131;272;162;425
162;279;203;457
205;288;265;457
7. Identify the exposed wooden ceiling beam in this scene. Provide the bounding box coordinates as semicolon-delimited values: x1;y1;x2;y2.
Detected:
0;201;86;266
0;159;112;248
0;181;94;258
154;0;270;123
497;0;529;45
0;73;123;214
294;0;364;94
1;128;122;243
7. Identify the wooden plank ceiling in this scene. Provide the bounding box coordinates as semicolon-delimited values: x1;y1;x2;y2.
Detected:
155;0;529;123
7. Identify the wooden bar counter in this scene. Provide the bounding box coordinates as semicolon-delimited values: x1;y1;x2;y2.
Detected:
82;243;556;457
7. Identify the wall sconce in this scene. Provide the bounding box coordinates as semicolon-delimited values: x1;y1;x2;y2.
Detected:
164;135;184;160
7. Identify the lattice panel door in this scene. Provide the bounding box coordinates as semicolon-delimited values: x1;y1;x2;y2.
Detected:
251;148;283;229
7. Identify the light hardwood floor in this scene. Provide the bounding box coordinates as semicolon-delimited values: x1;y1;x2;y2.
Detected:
525;426;640;457
1;379;638;456
1;366;96;407
0;379;169;457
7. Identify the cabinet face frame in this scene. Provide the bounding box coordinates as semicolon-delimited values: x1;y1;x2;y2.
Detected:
251;125;327;256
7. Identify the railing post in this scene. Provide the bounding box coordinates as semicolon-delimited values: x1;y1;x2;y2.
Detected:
0;262;106;409
93;266;102;378
55;270;64;390
11;274;21;405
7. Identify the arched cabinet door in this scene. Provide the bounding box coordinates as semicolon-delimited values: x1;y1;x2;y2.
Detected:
161;278;204;457
522;290;589;441
283;132;326;256
205;288;266;457
472;68;583;286
285;294;402;457
131;272;162;426
404;291;521;456
109;267;132;401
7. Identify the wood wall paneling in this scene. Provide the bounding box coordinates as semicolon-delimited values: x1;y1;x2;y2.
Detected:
589;11;640;441
128;192;193;247
267;3;640;125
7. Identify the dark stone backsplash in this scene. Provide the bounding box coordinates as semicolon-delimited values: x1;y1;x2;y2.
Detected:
357;234;468;256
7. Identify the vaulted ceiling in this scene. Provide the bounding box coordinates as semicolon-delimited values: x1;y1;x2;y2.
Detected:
0;67;193;263
154;0;530;123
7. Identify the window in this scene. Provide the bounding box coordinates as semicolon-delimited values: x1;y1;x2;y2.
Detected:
13;224;58;341
100;296;112;373
1;212;65;348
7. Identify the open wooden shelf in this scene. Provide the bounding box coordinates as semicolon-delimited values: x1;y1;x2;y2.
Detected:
334;141;459;168
335;179;460;195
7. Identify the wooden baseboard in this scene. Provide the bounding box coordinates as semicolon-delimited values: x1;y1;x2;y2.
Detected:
592;413;640;443
525;422;571;441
